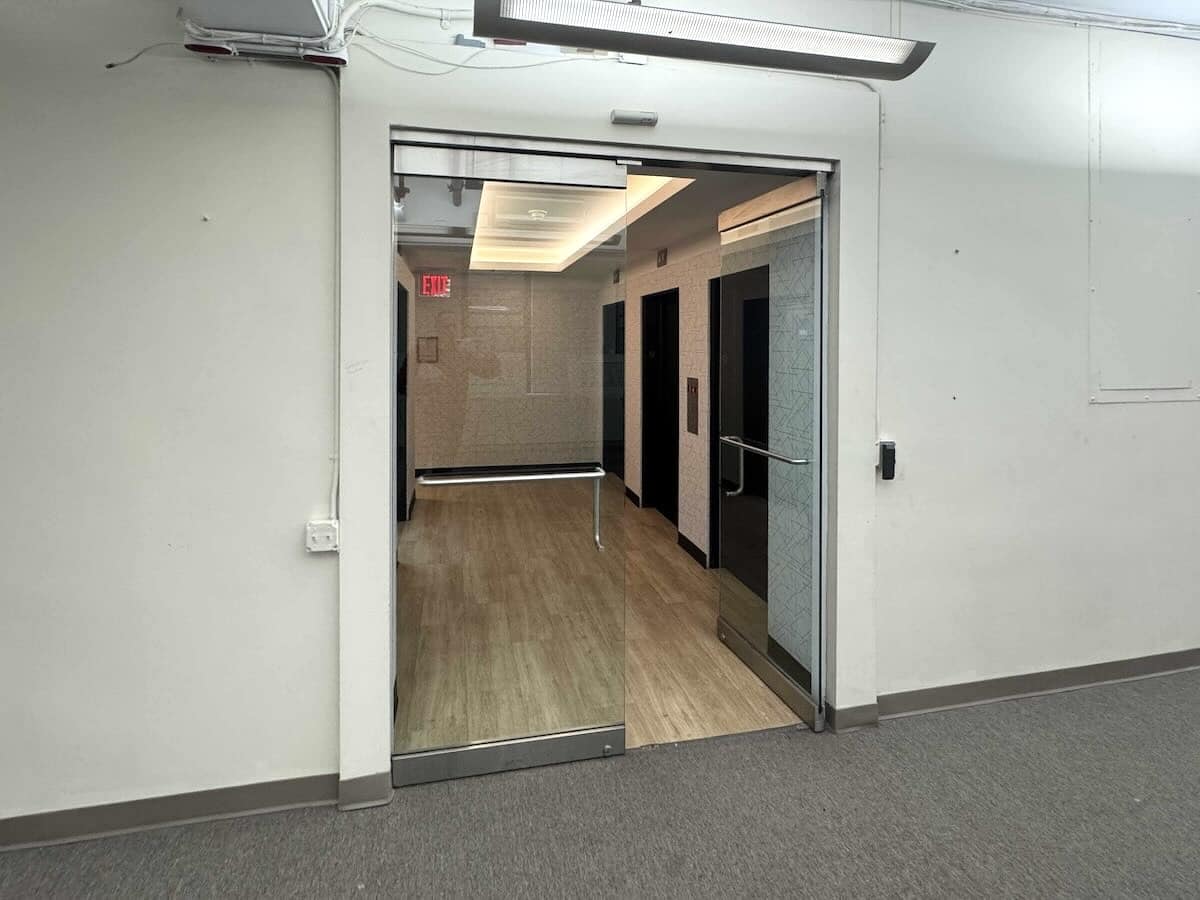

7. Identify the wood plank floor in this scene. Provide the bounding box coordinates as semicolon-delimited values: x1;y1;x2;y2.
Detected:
394;474;798;755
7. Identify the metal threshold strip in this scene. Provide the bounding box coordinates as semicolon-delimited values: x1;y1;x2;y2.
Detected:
393;725;625;787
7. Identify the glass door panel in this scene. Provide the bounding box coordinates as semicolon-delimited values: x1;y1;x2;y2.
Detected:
717;193;824;727
392;148;637;781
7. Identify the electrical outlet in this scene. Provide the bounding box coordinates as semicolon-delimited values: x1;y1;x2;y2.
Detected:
306;519;340;553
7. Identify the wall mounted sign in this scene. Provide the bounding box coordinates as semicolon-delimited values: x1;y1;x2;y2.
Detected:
417;336;439;363
419;272;452;298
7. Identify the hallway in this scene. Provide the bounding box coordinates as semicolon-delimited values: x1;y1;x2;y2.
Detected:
7;669;1198;896
622;492;799;747
394;474;797;755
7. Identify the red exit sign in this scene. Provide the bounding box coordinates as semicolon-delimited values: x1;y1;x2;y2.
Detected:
419;272;452;298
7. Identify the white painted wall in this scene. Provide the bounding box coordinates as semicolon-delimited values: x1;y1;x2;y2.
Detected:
873;9;1200;695
0;2;338;818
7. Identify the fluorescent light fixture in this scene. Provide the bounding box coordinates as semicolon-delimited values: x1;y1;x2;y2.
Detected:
469;174;692;272
474;0;935;80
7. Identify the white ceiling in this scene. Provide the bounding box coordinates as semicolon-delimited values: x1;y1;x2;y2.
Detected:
1046;1;1200;24
176;1;1200;44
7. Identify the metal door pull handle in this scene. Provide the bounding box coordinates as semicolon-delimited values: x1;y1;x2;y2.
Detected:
719;436;809;466
720;436;808;497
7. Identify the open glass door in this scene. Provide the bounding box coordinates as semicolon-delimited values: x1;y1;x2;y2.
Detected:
716;180;826;730
390;140;687;784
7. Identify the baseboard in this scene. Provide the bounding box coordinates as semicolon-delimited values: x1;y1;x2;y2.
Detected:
717;617;821;731
878;646;1200;719
676;531;706;568
0;773;337;851
624;486;641;506
826;702;879;733
338;771;393;811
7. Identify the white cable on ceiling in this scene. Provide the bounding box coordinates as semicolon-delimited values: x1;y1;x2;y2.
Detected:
353;25;619;69
104;41;186;69
354;39;619;75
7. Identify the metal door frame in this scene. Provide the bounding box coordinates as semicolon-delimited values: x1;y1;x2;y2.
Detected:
388;130;839;784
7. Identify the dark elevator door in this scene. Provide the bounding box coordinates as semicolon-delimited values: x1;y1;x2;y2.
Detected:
719;267;769;601
396;281;410;521
642;289;679;524
602;302;625;478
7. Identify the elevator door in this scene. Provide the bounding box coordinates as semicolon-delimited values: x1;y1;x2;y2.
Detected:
717;191;825;730
390;143;639;785
641;288;680;524
602;302;625;478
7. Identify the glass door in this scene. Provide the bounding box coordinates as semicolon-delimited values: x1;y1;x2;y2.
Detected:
716;186;825;730
390;142;645;784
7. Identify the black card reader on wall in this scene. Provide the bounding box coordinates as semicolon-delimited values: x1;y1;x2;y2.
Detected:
879;441;896;480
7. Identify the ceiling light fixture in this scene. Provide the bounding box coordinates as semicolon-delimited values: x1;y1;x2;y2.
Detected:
469;175;693;272
473;0;935;80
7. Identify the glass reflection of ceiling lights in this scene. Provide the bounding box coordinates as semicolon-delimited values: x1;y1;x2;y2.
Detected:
468;174;692;272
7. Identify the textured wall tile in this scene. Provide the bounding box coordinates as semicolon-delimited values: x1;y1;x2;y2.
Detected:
764;226;819;670
411;264;606;469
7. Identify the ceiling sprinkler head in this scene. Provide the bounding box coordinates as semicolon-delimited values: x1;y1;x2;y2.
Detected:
528;208;549;220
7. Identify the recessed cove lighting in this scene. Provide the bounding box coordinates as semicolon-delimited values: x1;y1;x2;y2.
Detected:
473;0;934;80
469;175;693;272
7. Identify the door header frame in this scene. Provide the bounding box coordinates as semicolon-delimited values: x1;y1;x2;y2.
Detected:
390;127;834;176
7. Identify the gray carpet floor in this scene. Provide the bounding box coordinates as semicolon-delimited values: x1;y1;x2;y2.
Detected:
3;670;1200;898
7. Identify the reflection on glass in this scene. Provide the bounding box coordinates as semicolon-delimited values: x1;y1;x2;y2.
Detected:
718;205;821;694
393;175;628;754
602;302;625;477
